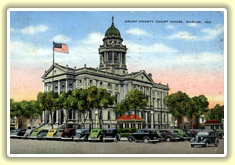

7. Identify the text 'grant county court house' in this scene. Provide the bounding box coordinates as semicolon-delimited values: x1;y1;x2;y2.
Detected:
42;17;171;129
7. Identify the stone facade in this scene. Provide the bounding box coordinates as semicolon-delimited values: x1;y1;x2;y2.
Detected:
41;17;171;129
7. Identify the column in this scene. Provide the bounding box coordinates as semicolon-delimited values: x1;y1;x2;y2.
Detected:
75;110;78;122
65;79;68;92
112;51;114;63
42;111;45;123
55;110;59;125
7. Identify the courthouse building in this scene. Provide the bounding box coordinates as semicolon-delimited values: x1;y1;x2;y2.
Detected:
41;17;171;129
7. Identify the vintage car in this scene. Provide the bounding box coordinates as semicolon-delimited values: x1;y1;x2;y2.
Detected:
88;129;104;141
184;129;200;138
30;128;47;138
46;128;58;139
23;129;34;138
53;129;64;139
73;129;90;141
103;128;121;142
61;128;76;140
215;130;224;139
127;129;161;144
37;129;49;139
190;130;219;147
171;129;190;140
159;129;180;142
10;129;26;138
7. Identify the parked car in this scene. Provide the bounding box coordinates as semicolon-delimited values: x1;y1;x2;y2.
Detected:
171;129;190;140
61;128;76;140
73;129;90;141
215;130;224;139
159;129;180;142
88;129;104;141
53;129;64;139
46;129;58;139
190;130;219;147
23;129;34;138
10;129;26;138
184;129;200;138
37;129;49;139
127;129;161;144
103;128;120;142
30;128;47;138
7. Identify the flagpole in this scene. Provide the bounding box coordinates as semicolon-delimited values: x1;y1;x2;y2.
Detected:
52;41;54;92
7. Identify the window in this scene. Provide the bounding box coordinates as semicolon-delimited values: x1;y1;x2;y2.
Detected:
89;80;93;85
100;81;103;86
108;52;112;63
69;81;73;87
158;114;160;122
164;114;166;122
108;111;111;120
115;84;119;90
108;83;112;89
114;52;118;63
99;111;103;120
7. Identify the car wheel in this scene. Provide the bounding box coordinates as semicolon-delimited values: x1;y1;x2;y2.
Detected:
166;137;171;142
143;137;150;144
128;137;133;142
204;142;209;147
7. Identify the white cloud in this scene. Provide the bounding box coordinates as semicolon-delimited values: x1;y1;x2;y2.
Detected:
166;25;175;29
124;41;177;54
19;25;49;35
201;24;224;41
168;31;197;41
52;35;71;43
177;52;224;63
187;23;198;27
125;28;150;36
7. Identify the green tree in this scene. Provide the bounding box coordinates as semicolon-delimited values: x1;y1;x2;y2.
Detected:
187;95;209;128
114;102;129;116
124;89;148;128
37;91;58;129
205;104;224;122
165;91;191;128
87;86;115;128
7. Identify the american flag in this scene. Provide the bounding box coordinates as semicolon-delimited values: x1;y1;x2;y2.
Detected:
53;42;69;53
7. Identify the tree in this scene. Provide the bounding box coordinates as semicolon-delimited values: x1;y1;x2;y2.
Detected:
87;86;115;128
124;89;148;128
114;102;129;116
205;104;224;122
187;95;209;128
37;91;58;129
165;91;191;129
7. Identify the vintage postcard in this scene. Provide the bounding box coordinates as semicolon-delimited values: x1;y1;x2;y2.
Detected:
7;8;227;157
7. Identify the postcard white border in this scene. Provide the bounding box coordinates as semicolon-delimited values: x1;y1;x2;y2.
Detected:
7;8;227;158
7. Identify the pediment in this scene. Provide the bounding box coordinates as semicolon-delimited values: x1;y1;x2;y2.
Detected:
132;71;154;83
42;64;67;79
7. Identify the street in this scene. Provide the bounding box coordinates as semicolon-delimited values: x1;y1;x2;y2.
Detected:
10;138;224;155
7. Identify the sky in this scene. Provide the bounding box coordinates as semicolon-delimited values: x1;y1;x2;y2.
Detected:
9;10;225;108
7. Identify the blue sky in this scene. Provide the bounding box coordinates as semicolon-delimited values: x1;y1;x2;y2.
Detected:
10;10;225;106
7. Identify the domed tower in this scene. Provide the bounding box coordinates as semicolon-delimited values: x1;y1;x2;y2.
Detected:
99;16;128;75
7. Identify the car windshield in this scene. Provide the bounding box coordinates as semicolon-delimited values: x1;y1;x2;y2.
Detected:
198;132;209;136
76;130;84;133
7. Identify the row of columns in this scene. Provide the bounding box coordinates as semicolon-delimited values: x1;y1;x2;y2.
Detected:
100;52;125;65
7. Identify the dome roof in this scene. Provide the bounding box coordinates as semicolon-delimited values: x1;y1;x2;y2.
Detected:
105;17;121;37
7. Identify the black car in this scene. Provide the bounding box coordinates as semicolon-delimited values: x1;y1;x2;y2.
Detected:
159;129;180;142
190;130;219;147
128;129;161;144
73;129;90;141
10;129;27;138
184;129;199;138
103;128;120;142
215;130;224;139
